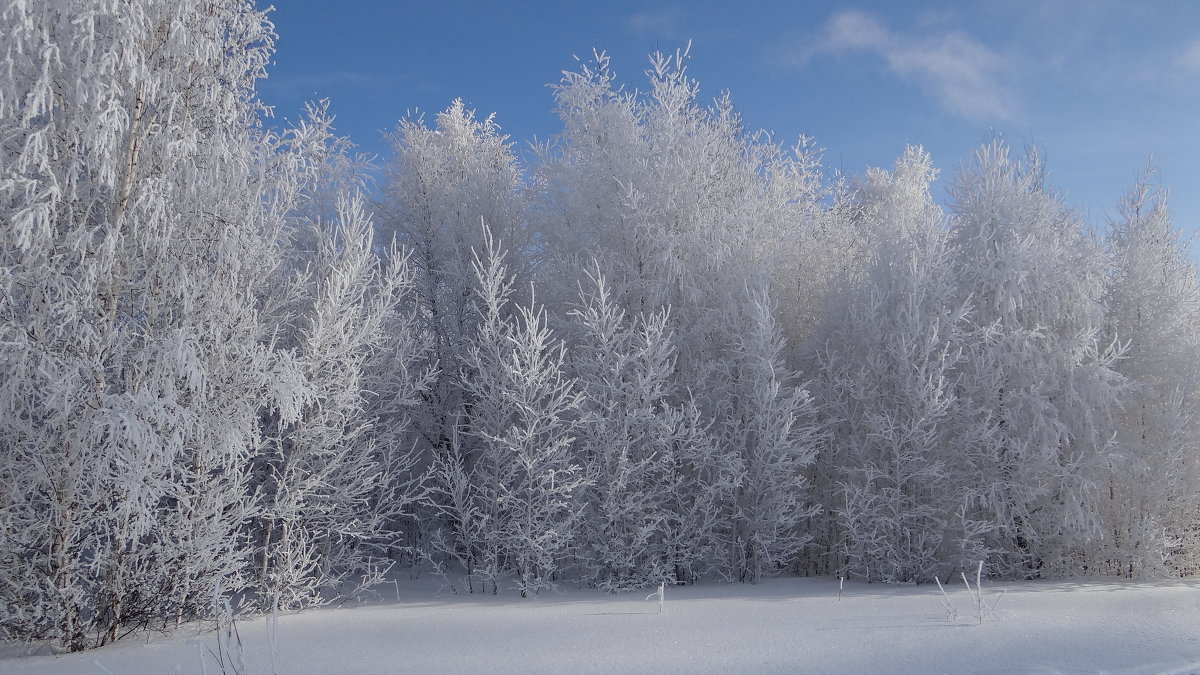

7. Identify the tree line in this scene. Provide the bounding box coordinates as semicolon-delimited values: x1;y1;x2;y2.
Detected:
2;0;1197;651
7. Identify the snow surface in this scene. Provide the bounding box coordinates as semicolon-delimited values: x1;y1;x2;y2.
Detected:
3;576;1199;674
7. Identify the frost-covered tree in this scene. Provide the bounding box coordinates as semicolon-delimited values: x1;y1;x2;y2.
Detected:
810;149;994;582
0;0;283;649
376;100;531;478
252;191;430;611
269;104;437;573
567;269;722;590
437;230;586;597
534;46;819;328
1100;175;1200;576
533;47;822;581
946;141;1125;577
718;295;821;582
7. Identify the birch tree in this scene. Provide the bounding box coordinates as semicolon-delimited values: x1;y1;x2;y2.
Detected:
568;269;724;590
807;148;992;582
376;100;531;476
719;295;821;582
533;47;822;581
0;0;282;648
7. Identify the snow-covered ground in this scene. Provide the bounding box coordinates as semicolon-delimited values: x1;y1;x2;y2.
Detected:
3;576;1199;674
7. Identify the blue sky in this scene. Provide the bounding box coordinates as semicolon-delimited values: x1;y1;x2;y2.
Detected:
257;1;1200;254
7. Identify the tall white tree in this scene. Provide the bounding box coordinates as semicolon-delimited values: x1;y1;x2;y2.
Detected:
0;0;283;648
534;46;820;328
533;47;823;581
567;268;723;590
376;100;531;470
946;141;1125;577
375;102;535;568
810;150;996;581
719;294;822;582
253;191;431;611
1100;175;1200;576
437;229;586;596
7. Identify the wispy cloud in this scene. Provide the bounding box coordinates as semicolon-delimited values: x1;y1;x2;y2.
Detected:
785;10;1014;122
1177;39;1200;73
625;9;682;39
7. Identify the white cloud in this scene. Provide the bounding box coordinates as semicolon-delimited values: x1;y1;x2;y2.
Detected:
789;10;1013;122
1177;39;1200;73
625;10;682;39
824;10;889;51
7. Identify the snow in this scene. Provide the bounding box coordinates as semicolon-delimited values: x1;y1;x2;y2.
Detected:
4;576;1198;674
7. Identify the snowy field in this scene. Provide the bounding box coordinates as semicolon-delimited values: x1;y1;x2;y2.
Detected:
3;576;1198;674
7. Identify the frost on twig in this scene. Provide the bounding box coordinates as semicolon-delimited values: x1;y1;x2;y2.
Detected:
935;561;1005;626
646;582;665;615
934;575;959;626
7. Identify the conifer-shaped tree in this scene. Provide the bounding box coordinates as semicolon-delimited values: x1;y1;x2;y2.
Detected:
442;229;586;596
1100;175;1200;576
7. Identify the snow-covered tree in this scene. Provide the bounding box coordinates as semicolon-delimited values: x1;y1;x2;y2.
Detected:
437;229;586;597
1100;175;1200;576
533;47;822;581
534;46;819;329
718;294;821;582
0;0;283;649
567;268;723;590
376;100;531;478
252;191;430;611
946;141;1125;577
810;150;999;581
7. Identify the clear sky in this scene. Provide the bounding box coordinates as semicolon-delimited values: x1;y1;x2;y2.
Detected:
257;1;1200;255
